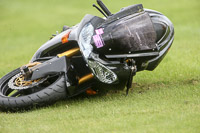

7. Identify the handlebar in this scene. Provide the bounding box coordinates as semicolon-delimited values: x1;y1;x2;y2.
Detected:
97;0;112;16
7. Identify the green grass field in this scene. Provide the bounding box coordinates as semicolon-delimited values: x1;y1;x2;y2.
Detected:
0;0;200;132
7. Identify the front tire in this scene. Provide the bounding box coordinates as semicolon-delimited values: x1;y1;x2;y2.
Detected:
0;68;67;111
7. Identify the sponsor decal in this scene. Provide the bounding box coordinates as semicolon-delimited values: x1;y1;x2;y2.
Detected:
95;28;104;35
93;28;104;48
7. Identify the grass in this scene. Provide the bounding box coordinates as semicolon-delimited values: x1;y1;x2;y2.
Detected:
0;0;200;132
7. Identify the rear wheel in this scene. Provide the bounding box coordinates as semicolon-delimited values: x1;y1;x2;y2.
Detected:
0;68;67;111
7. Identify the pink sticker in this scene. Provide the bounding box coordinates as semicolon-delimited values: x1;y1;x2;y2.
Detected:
95;28;104;35
93;35;104;48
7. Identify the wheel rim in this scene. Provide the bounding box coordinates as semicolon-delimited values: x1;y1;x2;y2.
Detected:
0;70;60;98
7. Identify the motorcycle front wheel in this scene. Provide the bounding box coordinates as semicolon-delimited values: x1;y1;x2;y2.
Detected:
0;68;67;111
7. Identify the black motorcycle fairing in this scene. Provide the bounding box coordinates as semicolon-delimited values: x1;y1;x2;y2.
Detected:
75;14;105;40
90;11;157;56
145;9;174;71
30;29;73;62
100;9;174;72
30;14;105;63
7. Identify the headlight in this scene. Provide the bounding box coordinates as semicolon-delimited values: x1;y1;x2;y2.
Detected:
88;60;118;84
78;23;118;84
78;23;94;58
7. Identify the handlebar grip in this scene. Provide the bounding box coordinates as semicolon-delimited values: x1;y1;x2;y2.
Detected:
97;0;112;16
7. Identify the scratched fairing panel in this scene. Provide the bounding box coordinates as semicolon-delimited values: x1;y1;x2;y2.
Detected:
91;12;157;55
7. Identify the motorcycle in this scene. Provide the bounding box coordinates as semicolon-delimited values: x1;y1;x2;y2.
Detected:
0;0;174;111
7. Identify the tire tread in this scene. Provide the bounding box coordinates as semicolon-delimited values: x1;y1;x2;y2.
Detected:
0;68;67;111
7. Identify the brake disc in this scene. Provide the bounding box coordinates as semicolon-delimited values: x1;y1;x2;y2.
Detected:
8;73;47;90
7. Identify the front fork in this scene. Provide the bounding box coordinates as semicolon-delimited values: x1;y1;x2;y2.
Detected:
57;47;94;86
21;47;94;96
